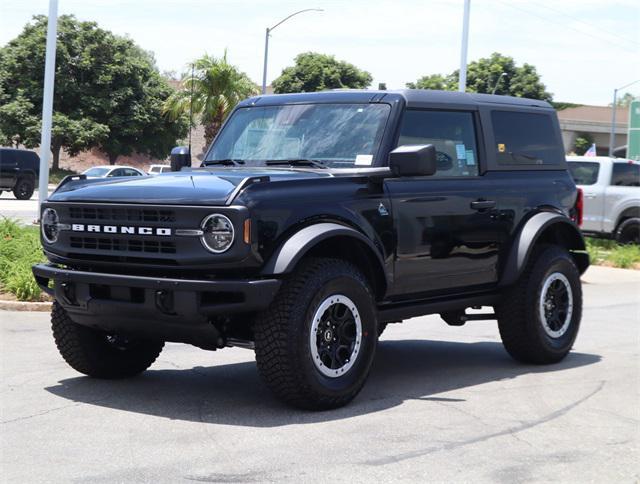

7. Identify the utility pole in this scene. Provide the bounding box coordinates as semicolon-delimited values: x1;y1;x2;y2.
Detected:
37;0;59;218
261;8;323;94
458;0;471;92
609;79;640;156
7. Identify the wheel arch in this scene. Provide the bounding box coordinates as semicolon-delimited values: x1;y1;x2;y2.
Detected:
500;211;589;287
615;206;640;228
261;222;388;300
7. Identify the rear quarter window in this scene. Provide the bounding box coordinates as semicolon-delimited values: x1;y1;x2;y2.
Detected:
491;111;564;166
611;163;640;187
568;162;600;185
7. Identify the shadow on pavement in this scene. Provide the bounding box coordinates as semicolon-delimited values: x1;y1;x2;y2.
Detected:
45;339;600;427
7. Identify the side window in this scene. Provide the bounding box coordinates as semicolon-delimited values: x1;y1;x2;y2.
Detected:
123;168;140;176
611;163;640;186
491;111;563;165
397;110;479;177
109;169;123;177
568;162;600;185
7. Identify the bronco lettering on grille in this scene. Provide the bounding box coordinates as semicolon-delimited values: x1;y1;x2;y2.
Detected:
70;224;172;236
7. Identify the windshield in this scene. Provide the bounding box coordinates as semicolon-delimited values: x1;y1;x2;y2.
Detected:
568;161;599;185
83;167;110;177
205;103;391;168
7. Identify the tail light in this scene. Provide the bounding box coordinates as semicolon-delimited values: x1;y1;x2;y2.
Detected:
572;188;583;227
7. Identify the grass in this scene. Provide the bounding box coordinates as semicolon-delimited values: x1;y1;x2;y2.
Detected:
585;237;640;269
0;218;47;301
49;168;77;185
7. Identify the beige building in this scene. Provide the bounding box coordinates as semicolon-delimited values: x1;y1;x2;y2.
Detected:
557;105;628;156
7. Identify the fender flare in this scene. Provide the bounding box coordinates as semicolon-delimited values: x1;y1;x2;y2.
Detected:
261;222;387;279
500;212;588;287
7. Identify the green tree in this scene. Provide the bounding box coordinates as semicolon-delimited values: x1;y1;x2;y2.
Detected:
164;53;257;147
0;15;186;169
574;133;594;155
612;92;638;108
272;52;372;94
406;52;552;101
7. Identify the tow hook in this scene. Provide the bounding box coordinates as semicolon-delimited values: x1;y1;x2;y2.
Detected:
155;290;176;315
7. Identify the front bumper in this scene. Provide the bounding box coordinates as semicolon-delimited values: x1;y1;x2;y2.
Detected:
32;263;281;348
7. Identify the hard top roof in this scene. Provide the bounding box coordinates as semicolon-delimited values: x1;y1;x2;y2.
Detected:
239;89;553;110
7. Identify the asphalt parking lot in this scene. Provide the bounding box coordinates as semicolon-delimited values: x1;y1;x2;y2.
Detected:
1;266;639;483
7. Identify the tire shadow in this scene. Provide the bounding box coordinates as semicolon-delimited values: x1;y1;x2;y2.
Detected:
45;339;600;428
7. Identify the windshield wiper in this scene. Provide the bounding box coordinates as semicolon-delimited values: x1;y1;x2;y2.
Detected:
265;158;327;169
203;159;245;166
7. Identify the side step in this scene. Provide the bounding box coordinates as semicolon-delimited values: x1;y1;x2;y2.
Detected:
377;294;499;323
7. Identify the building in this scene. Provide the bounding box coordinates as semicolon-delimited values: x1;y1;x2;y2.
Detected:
557;105;629;156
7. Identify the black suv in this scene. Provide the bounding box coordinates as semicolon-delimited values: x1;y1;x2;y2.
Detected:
0;148;39;199
32;90;588;409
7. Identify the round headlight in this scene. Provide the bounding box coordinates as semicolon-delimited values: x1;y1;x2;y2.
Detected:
41;208;60;244
200;214;234;253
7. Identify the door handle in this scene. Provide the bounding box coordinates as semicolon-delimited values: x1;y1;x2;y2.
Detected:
471;200;496;210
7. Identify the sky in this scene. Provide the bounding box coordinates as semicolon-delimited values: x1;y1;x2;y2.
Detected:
1;0;639;105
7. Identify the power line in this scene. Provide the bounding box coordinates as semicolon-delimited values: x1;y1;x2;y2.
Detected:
495;0;638;54
530;1;640;48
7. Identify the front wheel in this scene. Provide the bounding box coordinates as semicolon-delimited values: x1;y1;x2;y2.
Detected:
51;302;164;378
254;258;378;410
496;245;582;364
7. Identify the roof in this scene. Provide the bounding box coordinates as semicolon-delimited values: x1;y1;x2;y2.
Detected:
557;105;629;126
240;89;554;110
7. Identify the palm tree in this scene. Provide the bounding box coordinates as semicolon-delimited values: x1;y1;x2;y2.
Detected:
164;52;258;147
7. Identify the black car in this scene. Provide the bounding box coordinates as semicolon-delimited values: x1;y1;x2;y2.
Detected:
0;148;39;199
32;90;588;409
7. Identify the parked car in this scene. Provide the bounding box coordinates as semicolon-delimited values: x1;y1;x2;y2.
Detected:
0;148;39;200
567;156;639;244
82;165;146;178
33;90;587;410
147;164;171;175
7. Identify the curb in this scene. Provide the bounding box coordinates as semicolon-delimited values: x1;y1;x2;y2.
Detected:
0;300;52;312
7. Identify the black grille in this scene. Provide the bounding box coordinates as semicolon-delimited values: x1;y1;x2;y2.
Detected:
68;206;176;223
70;237;176;254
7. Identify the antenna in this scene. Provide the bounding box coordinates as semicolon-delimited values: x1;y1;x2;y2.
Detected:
188;63;195;154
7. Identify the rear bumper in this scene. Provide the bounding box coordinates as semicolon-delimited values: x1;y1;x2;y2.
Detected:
32;263;281;347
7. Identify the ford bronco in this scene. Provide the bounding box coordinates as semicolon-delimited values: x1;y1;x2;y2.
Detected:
33;90;588;409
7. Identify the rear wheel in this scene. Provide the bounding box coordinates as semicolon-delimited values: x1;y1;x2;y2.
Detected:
496;245;582;364
13;177;34;200
615;217;640;245
51;302;164;378
254;258;378;410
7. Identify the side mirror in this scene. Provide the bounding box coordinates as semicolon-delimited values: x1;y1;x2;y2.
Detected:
388;144;437;177
170;146;191;172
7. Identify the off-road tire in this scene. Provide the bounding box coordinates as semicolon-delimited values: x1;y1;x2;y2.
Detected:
615;217;640;245
13;177;34;200
496;245;582;364
254;258;378;410
51;302;164;378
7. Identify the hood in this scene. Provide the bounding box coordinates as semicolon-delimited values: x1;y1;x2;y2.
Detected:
47;167;332;205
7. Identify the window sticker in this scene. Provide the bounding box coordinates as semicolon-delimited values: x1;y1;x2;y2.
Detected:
465;150;476;166
455;144;467;159
355;154;373;166
498;143;506;153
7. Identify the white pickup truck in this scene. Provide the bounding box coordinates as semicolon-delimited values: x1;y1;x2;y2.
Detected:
567;156;639;244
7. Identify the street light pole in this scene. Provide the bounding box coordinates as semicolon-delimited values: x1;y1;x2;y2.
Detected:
609;79;640;156
458;0;471;92
261;8;323;94
37;0;59;218
491;72;506;95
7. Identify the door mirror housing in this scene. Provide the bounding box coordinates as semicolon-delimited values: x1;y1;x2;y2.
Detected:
388;144;437;177
170;146;191;172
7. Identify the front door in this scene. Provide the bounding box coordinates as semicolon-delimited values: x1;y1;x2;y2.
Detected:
385;109;503;297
